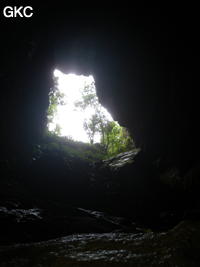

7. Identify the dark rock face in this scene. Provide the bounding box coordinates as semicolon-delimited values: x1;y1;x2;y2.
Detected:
0;146;188;245
1;220;200;266
0;6;199;264
0;6;197;173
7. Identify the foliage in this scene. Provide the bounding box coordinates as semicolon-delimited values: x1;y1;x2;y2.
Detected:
75;82;110;145
39;132;106;162
83;114;100;145
74;82;97;110
75;82;101;144
47;77;65;130
102;121;134;157
47;76;135;158
75;81;135;156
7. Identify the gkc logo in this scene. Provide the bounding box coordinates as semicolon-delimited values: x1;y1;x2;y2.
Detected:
3;6;33;18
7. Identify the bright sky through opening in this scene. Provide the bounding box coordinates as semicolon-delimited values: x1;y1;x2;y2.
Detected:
48;69;114;143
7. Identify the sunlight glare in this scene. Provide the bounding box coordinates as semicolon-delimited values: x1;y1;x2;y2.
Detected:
48;69;113;143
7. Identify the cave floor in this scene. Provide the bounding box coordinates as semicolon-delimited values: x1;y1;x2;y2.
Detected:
1;146;200;266
1;220;200;266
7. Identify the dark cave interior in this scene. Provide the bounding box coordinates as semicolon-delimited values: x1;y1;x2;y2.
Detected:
0;5;199;266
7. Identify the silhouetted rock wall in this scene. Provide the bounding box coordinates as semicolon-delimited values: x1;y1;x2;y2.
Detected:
0;6;197;172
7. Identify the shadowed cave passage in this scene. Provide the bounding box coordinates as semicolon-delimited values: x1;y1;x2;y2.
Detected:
0;5;199;266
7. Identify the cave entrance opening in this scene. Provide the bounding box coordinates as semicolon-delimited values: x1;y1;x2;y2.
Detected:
48;69;113;143
46;69;135;158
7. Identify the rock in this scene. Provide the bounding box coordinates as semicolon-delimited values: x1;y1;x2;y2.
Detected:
0;206;42;223
102;149;140;170
1;220;200;266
